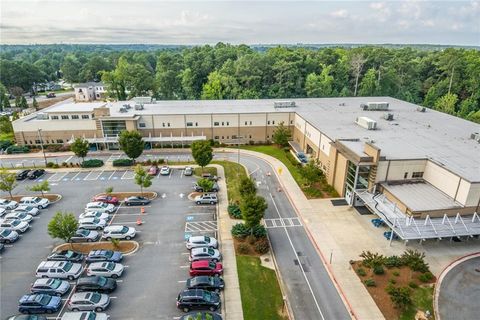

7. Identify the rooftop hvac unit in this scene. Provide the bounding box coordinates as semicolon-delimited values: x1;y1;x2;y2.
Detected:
36;113;49;120
274;101;296;108
355;116;377;130
417;106;426;112
123;104;132;109
119;107;128;113
361;102;389;111
470;132;480;143
384;113;394;121
134;104;144;110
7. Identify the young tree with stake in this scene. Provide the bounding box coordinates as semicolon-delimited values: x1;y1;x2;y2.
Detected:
134;164;152;196
0;169;17;199
48;212;79;244
70;137;89;163
191;140;213;173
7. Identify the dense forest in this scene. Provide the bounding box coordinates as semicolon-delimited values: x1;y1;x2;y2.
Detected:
0;43;479;123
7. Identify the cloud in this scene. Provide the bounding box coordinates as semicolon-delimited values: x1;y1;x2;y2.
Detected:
329;9;349;18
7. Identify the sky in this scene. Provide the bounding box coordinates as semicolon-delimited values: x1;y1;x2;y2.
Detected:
0;0;479;46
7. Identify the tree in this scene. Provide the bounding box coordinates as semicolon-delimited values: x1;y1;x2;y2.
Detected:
434;93;458;115
299;160;324;187
272;121;291;147
2;95;11;109
0;115;13;134
105;186;114;194
240;194;268;228
305;65;334;97
32;96;39;110
19;96;28;109
118;130;144;161
14;96;21;108
358;68;378;96
47;212;79;244
350;53;366;96
239;177;256;198
197;178;214;192
27;180;50;197
70;137;89;162
134;164;153;196
0;169;17;199
191;140;213;172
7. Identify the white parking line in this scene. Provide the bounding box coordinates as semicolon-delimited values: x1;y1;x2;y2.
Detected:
108;203;123;226
85;170;103;181
180;170;184;179
110;221;140;225
179;265;189;268
108;171;116;180
64;156;73;163
55;284;76;320
71;171;82;181
177;280;187;283
168;170;173;179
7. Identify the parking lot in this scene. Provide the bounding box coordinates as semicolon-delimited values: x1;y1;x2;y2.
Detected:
0;167;221;319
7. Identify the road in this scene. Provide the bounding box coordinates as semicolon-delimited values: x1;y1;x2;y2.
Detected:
437;256;480;320
217;152;350;320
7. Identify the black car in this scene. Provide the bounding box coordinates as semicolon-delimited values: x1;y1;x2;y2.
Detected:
27;169;45;180
7;315;48;320
16;170;31;181
47;250;85;262
180;312;222;320
124;196;151;206
186;276;224;293
75;276;117;294
86;250;123;263
176;289;221;312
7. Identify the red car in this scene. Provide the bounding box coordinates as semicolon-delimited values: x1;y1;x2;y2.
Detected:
92;195;119;205
189;260;223;277
148;166;159;176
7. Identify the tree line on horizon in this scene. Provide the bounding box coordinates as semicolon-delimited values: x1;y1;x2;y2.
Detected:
0;43;479;123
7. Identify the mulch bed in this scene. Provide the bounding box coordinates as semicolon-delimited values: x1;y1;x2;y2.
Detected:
10;194;61;203
94;191;157;200
54;241;138;255
233;237;268;257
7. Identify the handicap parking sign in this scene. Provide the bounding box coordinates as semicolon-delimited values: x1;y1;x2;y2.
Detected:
184;233;191;240
186;216;194;221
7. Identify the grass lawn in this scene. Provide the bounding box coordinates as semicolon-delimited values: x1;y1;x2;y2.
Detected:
400;286;435;320
193;166;218;177
237;255;287;320
0;132;14;142
212;160;247;203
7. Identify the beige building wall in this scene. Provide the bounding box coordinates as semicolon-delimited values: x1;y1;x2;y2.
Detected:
455;181;480;207
332;151;348;196
377;159;427;181
423;161;461;199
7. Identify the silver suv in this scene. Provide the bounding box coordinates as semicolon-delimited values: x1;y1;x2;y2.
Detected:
35;261;84;280
68;292;111;312
194;193;218;205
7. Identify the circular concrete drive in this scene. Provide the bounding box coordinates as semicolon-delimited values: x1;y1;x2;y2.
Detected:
436;255;480;320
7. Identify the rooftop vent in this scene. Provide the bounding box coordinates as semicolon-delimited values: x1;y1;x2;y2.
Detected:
355;116;377;130
36;113;49;120
361;102;389;111
123;104;132;109
471;132;480;143
274;101;296;108
384;113;394;121
134;104;144;110
119;107;128;113
417;106;426;112
339;102;346;106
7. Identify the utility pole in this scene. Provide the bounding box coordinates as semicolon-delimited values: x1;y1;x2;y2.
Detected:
37;129;47;166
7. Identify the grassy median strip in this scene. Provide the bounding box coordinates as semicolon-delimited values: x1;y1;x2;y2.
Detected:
400;286;434;320
212;160;247;203
237;255;287;320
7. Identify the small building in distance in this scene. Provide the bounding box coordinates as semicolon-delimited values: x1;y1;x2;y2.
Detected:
74;82;106;102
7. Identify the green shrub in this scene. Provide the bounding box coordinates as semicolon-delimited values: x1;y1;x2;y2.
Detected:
52;163;59;169
112;158;134;166
46;162;55;168
0;140;13;150
364;278;376;287
81;159;104;168
408;281;419;289
254;238;270;254
360;251;386;268
356;268;367;277
61;162;68;167
388;278;397;285
237;243;250;254
385;255;403;268
157;158;165;164
285;152;301;167
252;224;267;238
6;145;30;154
419;271;434;283
231;223;250;239
392;271;400;277
386;285;412;310
373;265;385;275
227;204;242;219
401;249;430;273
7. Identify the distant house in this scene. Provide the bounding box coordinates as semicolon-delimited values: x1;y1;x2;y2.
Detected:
74;82;106;102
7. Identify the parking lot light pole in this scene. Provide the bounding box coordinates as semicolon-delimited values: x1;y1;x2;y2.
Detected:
236;135;244;165
37;129;47;166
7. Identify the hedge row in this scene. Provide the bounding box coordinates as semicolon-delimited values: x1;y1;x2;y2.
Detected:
112;158;134;166
6;145;30;154
81;159;104;168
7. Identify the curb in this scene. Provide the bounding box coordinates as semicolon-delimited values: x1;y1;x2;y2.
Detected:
52;241;140;256
433;251;480;320
93;191;158;201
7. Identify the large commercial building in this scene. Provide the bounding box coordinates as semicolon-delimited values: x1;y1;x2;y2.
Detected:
12;97;480;238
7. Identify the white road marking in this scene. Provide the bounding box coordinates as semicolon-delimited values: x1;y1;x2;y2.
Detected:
177;280;187;283
180;170;184;179
85;170;103;181
71;171;82;181
179;265;189;268
107;203;123;226
269;192;326;320
64;155;73;163
108;171;116;180
55;284;76;320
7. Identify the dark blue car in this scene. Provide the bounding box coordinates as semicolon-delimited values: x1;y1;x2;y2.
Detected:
86;249;123;263
296;152;308;163
18;294;61;314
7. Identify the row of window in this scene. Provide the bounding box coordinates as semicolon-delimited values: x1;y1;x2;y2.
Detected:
214;135;254;140
141;119;293;128
50;114;91;120
25;139;64;145
404;171;424;179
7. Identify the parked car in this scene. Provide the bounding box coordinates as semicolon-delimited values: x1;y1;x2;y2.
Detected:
0;243;3;252
68;292;110;312
186;276;225;293
19;197;50;209
13;205;40;216
18;294;62;314
78;217;107;231
186;236;218;249
0;219;29;233
0;207;6;217
184;167;193;176
75;276;117;294
70;229;101;243
180;312;222;320
79;211;110;221
193;182;219;193
85;202;115;214
194;194;218;205
189;260;223;277
36;261;83;280
47;250;85;262
123;196;150;206
148;166;159;176
201;173;218;181
159;165;170;176
0;228;19;243
86;250;123;263
92;195;119;205
101;226;136;240
176;289;221;312
189;247;222;262
0;198;18;210
16;169;31;180
46;92;56;98
296;152;308;163
7;315;47;320
27;169;45;180
61;311;109;320
31;278;71;296
3;212;33;223
86;262;124;278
